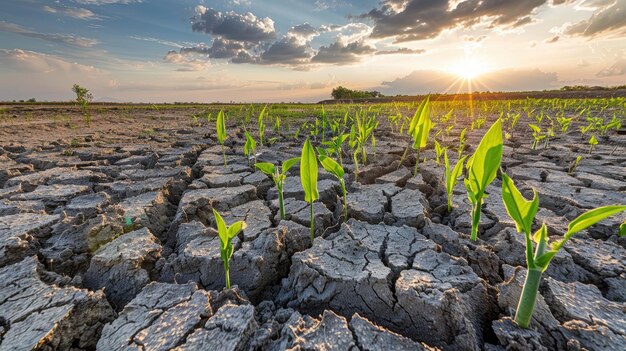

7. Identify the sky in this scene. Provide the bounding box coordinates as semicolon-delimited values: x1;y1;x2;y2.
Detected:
0;0;625;102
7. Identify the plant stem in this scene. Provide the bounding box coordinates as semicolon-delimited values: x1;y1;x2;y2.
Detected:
353;152;359;183
398;141;411;169
514;268;543;328
340;179;347;220
413;148;421;177
309;201;315;244
447;196;452;213
224;263;231;289
470;199;482;241
278;186;285;220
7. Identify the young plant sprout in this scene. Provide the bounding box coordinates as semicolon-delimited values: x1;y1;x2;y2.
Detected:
216;110;227;166
501;172;626;329
399;97;430;172
258;105;267;146
212;208;247;289
464;119;503;241
588;135;598;154
255;158;300;220
319;155;348;219
434;140;446;164
300;138;319;244
244;131;257;166
528;124;545;150
568;155;582;175
322;133;348;168
457;128;467;159
444;151;468;212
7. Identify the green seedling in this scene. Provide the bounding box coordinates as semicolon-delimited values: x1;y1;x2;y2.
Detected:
568;155;582;174
399;97;430;172
258;105;266;146
244;131;257;166
216;109;227;166
322;133;348;168
444;151;468;212
528;124;545;150
319;155;347;220
434;140;446;164
588;135;598;154
464;119;503;241
501;172;626;329
557;116;572;133
458;128;467;159
255;158;300;220
300;138;319;244
213;208;247;289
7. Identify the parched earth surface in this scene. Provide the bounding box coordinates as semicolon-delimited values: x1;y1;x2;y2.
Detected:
0;104;625;351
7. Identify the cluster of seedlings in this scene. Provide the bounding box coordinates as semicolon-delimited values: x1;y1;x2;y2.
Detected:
208;97;626;331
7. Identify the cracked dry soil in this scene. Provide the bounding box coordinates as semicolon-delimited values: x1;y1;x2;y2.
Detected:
0;104;625;351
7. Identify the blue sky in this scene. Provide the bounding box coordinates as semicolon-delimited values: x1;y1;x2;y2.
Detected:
1;0;625;102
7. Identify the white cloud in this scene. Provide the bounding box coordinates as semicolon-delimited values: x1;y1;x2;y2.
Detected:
42;6;101;20
0;21;98;47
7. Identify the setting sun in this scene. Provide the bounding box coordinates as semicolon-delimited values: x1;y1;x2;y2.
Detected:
450;57;491;80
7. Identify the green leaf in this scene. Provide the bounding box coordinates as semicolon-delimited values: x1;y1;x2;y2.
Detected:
216;110;226;144
588;135;598;146
244;131;256;156
212;208;228;249
281;157;300;174
565;205;626;238
408;96;429;136
501;172;539;236
447;154;467;195
255;162;275;177
620;222;625;237
466;119;503;193
300;138;319;203
227;221;247;239
316;147;328;157
528;124;541;133
319;155;344;179
534;250;557;270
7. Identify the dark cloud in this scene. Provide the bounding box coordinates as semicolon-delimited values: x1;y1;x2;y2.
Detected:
260;37;312;65
562;0;626;37
361;0;553;42
375;48;425;55
380;68;559;94
191;6;276;43
180;38;250;59
312;40;375;64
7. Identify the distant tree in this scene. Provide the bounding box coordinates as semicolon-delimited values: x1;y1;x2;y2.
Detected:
27;98;36;103
331;86;384;99
72;84;93;124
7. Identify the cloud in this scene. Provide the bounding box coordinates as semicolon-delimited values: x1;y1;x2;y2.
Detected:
73;0;142;5
0;21;98;47
42;6;100;20
375;48;425;55
380;68;559;94
287;23;320;44
312;40;376;64
260;37;312;65
463;35;487;42
562;0;626;37
597;52;626;77
191;6;276;43
544;35;560;43
130;35;183;48
360;0;555;42
163;50;210;71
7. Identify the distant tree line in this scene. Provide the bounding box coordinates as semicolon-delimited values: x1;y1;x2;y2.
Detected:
561;85;626;91
331;86;383;99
